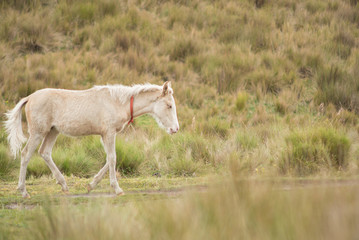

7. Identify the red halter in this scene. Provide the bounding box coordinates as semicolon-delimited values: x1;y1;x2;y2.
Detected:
128;96;134;125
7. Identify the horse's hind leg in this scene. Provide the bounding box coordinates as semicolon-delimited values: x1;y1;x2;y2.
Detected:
88;162;108;192
17;134;42;198
38;128;69;193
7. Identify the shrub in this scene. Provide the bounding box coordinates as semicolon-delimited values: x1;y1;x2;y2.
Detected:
280;127;350;176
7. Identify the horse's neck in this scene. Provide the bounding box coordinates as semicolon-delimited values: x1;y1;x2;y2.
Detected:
132;91;159;118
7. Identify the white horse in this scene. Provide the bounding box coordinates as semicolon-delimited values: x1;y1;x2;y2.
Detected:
4;81;179;198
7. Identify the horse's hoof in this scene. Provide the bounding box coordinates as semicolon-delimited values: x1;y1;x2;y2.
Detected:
62;190;70;195
23;193;31;199
116;192;125;197
87;184;92;193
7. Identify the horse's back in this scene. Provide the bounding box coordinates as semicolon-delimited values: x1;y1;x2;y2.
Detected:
25;88;118;136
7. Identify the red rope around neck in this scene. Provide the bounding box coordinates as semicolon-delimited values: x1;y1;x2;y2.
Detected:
128;96;134;125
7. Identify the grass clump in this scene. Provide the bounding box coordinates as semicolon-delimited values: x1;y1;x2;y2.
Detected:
27;156;51;178
115;138;144;176
154;133;211;176
235;131;259;151
0;145;16;180
235;91;248;111
275;98;288;115
315;65;359;113
198;118;230;139
157;133;211;163
280;127;350;176
169;156;198;177
331;30;356;59
168;38;199;62
52;136;105;178
305;1;326;14
53;147;100;178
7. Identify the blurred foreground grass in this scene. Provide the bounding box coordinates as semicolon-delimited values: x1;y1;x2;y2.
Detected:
1;177;359;240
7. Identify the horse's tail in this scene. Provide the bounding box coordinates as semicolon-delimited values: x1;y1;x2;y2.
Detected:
4;97;29;159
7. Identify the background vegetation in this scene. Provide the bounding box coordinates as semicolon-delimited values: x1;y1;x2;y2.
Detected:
1;0;359;238
1;0;359;179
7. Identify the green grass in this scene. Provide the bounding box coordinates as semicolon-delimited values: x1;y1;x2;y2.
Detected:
115;138;145;175
235;91;249;111
280;127;351;176
0;145;16;180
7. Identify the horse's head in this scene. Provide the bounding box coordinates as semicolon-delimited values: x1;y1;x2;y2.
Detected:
152;81;179;134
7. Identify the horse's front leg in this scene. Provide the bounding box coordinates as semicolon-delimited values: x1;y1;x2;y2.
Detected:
102;132;124;196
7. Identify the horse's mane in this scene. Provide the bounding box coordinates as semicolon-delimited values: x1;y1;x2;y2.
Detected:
93;83;170;104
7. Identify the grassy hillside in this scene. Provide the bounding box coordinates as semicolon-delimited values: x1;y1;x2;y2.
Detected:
0;0;359;179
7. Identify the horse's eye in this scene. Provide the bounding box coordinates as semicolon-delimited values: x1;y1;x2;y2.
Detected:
168;105;172;109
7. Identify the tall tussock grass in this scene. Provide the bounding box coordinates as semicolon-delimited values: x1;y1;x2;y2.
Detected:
315;65;359;114
153;133;213;176
26;180;359;240
0;145;17;180
280;127;350;176
115;138;145;175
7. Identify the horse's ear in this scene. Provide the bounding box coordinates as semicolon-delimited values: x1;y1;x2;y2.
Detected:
162;81;171;96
